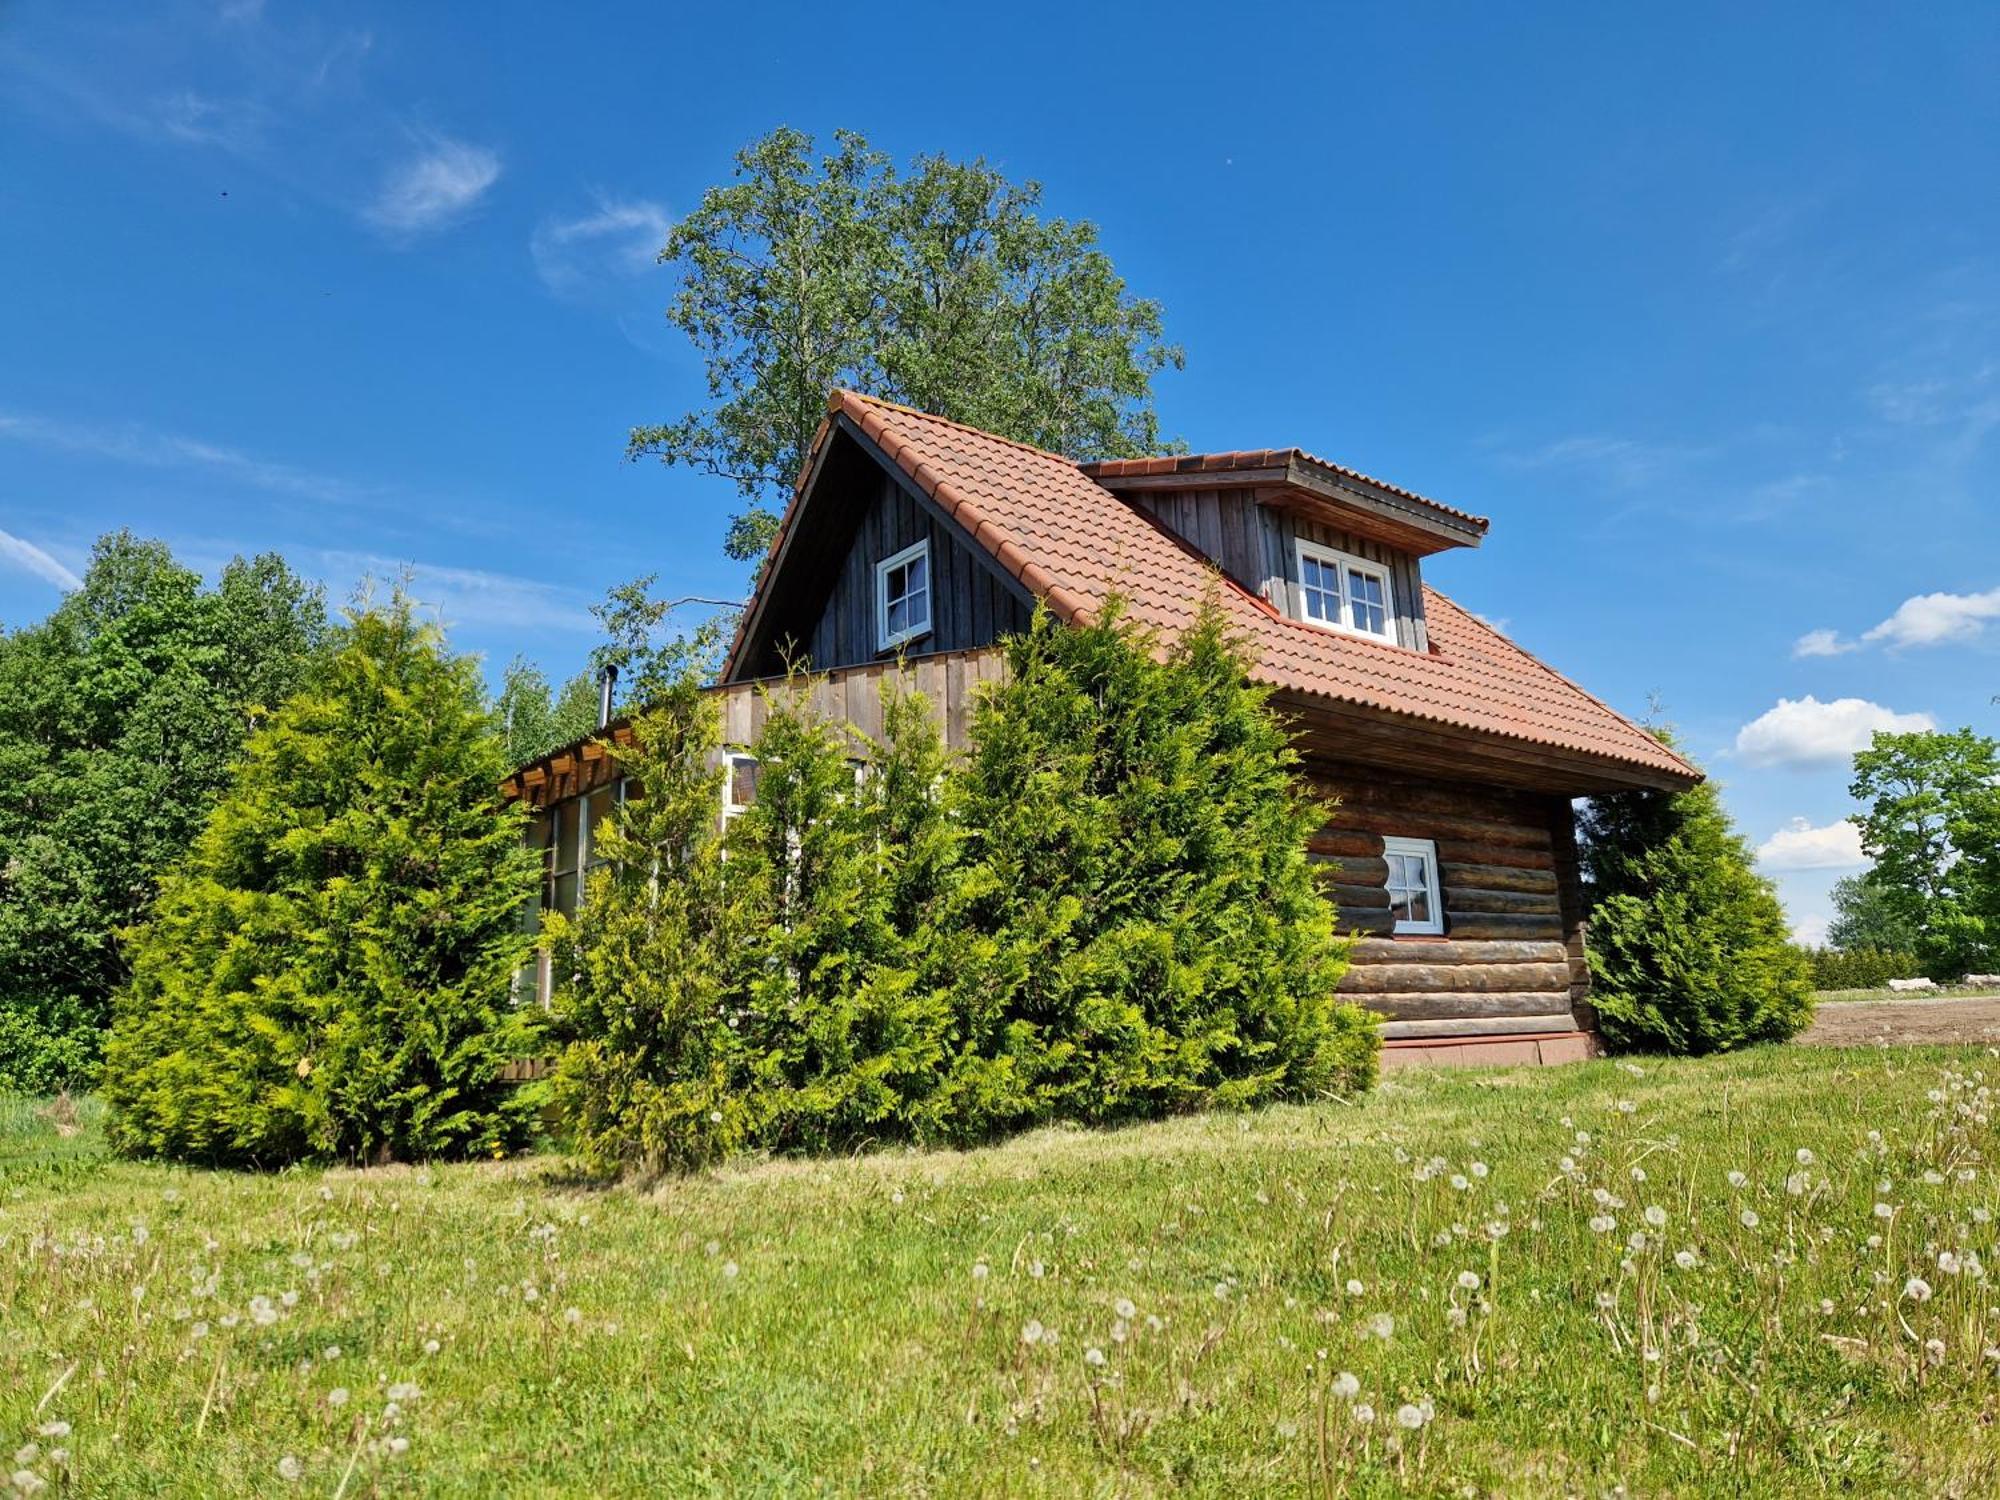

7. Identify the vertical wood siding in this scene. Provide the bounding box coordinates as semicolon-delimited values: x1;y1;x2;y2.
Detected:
1132;491;1429;651
805;471;1033;673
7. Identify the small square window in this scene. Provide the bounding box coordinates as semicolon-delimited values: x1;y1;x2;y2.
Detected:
1294;539;1396;642
876;540;932;651
1382;836;1444;936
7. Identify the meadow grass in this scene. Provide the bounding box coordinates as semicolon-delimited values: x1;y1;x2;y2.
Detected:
3;1046;1997;1497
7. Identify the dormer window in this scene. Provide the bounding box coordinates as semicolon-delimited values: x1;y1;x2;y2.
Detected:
1296;539;1394;642
875;540;931;651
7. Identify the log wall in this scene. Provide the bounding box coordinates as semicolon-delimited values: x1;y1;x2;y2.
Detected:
1306;761;1588;1041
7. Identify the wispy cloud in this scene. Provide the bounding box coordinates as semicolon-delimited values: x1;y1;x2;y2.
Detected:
316;552;598;634
156;89;270;152
530;195;670;295
365;136;501;240
0;410;377;506
1791;627;1857;659
1755;816;1866;872
1734;695;1935;769
0;528;83;592
1493;433;1700;492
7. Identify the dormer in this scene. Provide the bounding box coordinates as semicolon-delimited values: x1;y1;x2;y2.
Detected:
1082;449;1488;654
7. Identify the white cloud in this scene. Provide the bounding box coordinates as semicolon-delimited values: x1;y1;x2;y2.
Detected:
530;196;670;295
1791;627;1856;659
1734;695;1936;768
1790;913;1831;947
365;137;501;239
316;552;597;635
1861;587;2000;649
0;410;372;505
1756;817;1867;871
0;528;82;591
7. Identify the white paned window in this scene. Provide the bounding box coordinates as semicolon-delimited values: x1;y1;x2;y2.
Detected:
1382;836;1444;936
875;540;932;651
1295;539;1396;642
721;752;760;827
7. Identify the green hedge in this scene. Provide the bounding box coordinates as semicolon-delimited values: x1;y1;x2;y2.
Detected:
1800;945;1926;992
547;599;1378;1176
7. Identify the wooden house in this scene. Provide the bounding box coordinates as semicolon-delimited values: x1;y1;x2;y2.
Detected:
502;390;1699;1065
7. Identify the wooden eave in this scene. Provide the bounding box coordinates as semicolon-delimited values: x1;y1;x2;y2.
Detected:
1098;457;1486;557
1271;689;1700;796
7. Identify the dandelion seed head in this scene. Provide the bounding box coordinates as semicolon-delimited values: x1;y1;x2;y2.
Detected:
1904;1277;1934;1303
1084;1346;1106;1367
1113;1297;1136;1320
277;1456;303;1482
1395;1403;1426;1429
1331;1371;1360;1400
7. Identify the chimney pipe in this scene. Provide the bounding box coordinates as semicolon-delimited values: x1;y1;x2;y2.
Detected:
598;663;617;729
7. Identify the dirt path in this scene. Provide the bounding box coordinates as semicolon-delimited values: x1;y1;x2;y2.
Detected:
1799;996;2000;1047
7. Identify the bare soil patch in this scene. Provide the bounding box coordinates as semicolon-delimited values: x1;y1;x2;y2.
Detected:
1800;995;2000;1047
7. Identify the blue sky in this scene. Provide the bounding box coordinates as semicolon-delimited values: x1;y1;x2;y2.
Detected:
3;1;1996;941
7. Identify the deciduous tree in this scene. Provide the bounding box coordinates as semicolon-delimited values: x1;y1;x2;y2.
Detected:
629;127;1183;560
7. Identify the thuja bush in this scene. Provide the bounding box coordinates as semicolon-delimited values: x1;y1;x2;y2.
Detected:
548;598;1374;1174
102;596;544;1167
942;601;1374;1128
1580;735;1813;1054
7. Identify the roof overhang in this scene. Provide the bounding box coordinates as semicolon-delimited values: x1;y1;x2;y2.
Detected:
1085;451;1487;557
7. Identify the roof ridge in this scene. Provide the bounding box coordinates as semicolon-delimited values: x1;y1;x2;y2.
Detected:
829;389;1087;469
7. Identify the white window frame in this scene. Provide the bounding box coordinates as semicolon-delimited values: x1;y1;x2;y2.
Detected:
875;539;932;652
721;750;760;827
1294;538;1396;642
1382;835;1444;936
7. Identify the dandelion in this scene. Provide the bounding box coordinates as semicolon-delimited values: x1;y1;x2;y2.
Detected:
424;1338;441;1354
323;1345;342;1361
1395;1403;1427;1430
1084;1346;1107;1368
385;1437;410;1457
388;1382;421;1402
1904;1277;1934;1303
277;1456;303;1482
10;1451;33;1471
1456;1271;1480;1291
972;1262;990;1281
1213;1282;1231;1300
722;1261;739;1280
1021;1320;1046;1346
1588;1215;1616;1234
1727;1171;1748;1189
1352;1404;1376;1425
563;1307;582;1326
1938;1251;1962;1275
11;1472;46;1495
1873;1202;1894;1220
1449;1174;1470;1192
1368;1313;1395;1341
1446;1306;1468;1328
31;1428;64;1444
1785;1173;1810;1197
1113;1298;1136;1320
1643;1206;1667;1229
1739;1209;1761;1229
1331;1371;1360;1400
1345;1277;1365;1297
1029;1260;1046;1279
328;1388;349;1408
1795;1148;1815;1165
1470;1161;1489;1179
1674;1250;1698;1270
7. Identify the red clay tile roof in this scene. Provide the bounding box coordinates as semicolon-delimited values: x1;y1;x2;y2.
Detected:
737;390;1696;786
1083;449;1490;531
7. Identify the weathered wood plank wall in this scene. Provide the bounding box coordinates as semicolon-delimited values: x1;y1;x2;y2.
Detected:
1131;491;1429;651
1305;762;1585;1040
805;470;1033;673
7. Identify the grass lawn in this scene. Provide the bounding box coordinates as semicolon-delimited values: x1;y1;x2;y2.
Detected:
4;1048;1998;1497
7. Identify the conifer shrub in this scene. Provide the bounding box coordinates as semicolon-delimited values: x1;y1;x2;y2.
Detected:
547;598;1374;1175
1579;736;1813;1053
101;597;543;1167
